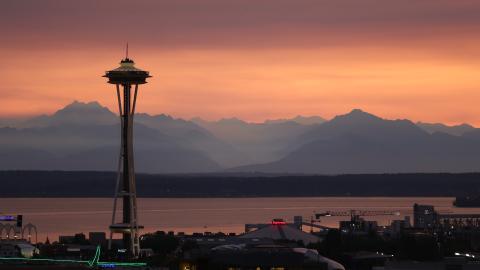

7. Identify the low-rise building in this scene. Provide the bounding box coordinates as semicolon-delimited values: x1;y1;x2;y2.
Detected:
0;241;37;258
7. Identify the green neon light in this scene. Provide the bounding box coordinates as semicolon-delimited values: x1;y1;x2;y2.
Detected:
88;245;101;267
0;257;146;267
0;245;147;267
0;257;83;263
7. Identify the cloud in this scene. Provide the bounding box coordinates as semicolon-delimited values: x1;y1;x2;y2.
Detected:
1;0;480;125
2;0;480;50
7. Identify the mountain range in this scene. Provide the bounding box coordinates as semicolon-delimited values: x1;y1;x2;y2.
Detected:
236;110;480;173
0;101;479;174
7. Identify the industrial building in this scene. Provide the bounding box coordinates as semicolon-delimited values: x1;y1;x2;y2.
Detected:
413;203;480;230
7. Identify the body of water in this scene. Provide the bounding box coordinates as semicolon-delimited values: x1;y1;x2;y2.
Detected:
1;197;479;242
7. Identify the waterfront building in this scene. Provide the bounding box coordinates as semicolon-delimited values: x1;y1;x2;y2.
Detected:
88;232;106;247
413;204;436;229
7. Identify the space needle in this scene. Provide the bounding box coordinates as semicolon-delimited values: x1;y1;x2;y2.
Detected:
104;45;151;258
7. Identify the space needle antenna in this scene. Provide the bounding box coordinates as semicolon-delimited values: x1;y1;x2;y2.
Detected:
126;43;129;59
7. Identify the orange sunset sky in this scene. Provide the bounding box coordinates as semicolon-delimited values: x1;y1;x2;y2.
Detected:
1;0;480;124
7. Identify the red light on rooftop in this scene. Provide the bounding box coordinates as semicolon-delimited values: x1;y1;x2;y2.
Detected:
271;219;286;225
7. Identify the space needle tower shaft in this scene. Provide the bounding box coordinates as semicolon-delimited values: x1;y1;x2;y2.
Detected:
103;46;151;258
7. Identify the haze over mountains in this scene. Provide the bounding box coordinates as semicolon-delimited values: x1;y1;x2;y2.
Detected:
1;101;479;174
192;117;318;164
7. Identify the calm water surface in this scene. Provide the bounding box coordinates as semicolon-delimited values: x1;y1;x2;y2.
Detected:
1;197;478;242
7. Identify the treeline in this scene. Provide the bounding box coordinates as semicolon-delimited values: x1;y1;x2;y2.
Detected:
0;171;479;197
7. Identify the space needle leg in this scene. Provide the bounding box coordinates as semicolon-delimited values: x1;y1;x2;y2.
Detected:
109;84;124;251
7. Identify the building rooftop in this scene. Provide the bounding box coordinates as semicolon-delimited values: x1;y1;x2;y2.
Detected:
239;222;321;245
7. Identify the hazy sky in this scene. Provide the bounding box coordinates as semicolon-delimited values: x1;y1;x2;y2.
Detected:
1;0;480;124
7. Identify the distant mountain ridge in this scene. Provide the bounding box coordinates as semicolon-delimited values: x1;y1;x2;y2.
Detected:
416;122;474;136
20;101;117;128
0;102;223;172
232;109;480;174
135;113;249;167
1;101;480;174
